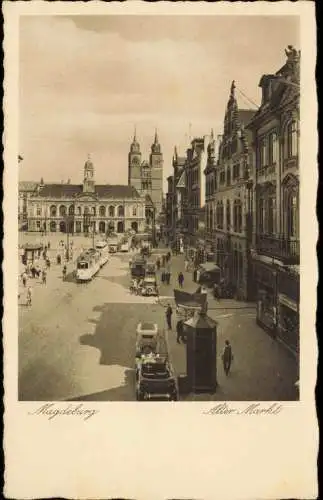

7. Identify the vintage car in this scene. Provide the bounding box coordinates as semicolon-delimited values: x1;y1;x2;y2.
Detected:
135;322;159;373
136;355;178;401
198;262;221;287
145;262;156;278
130;255;146;279
140;276;158;296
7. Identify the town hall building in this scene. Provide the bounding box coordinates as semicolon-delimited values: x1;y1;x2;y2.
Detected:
25;156;146;235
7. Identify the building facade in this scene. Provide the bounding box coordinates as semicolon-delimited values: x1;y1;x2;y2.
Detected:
205;82;256;300
26;157;146;235
184;135;211;246
128;129;163;216
19;181;39;228
247;46;300;354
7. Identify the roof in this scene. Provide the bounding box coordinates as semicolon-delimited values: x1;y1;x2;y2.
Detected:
32;183;141;199
19;181;38;192
184;312;218;329
176;171;186;189
174;289;207;310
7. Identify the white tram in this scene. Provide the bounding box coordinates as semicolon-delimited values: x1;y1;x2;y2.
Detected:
76;249;101;282
95;240;110;267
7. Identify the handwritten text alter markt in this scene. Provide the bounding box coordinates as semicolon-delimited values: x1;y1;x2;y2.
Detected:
203;402;283;415
29;403;99;421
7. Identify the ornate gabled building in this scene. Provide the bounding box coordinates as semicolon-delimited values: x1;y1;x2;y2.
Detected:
128;128;163;216
205;82;256;300
247;46;300;354
26;156;146;235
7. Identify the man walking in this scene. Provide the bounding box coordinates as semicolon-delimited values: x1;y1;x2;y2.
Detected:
26;286;32;306
166;304;173;330
22;271;27;288
178;272;184;289
176;318;184;343
166;268;171;286
221;340;234;376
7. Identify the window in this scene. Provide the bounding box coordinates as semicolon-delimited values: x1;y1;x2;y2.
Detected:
118;205;124;217
84;206;89;215
226;201;231;231
92;207;96;216
217;202;224;229
259;198;265;234
36;220;41;229
68;205;74;216
99;205;106;217
233;163;240;180
36;205;41;216
233;200;242;233
287;191;298;238
267;195;276;235
268;131;278;165
109;206;115;217
259;137;267;167
50;205;57;217
77;206;82;215
287;121;298;158
132;206;137;217
227;167;231;186
59;205;67;217
220;170;225;185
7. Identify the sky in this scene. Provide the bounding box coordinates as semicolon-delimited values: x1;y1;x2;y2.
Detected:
19;15;299;190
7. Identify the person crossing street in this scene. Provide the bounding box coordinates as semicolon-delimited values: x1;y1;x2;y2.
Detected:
166;304;173;330
222;340;234;376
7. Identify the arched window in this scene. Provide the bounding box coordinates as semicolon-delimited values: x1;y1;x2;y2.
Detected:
77;206;82;215
92;206;96;216
118;205;124;217
36;205;41;216
50;205;57;217
84;206;89;215
226;200;231;231
59;205;67;217
109;206;115;217
50;221;56;232
68;205;74;216
285;188;298;239
99;205;106;217
132;206;137;217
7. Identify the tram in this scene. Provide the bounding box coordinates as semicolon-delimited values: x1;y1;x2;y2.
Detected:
76;248;101;282
95;240;110;267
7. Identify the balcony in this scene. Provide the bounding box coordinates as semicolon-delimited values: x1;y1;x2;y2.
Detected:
256;234;299;264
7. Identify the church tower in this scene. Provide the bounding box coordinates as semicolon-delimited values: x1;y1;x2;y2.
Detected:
83;154;95;193
149;129;163;216
128;127;142;193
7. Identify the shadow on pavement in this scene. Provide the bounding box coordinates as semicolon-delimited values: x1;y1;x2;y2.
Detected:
66;369;136;401
19;360;75;401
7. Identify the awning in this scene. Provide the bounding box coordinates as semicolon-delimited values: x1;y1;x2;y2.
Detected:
199;262;221;273
278;293;298;313
174;289;207;310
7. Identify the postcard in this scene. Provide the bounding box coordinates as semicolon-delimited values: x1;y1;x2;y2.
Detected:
3;1;318;499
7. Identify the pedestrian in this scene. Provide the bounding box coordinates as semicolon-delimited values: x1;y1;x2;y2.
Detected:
166;269;171;286
193;268;197;283
26;286;32;306
47;241;50;250
161;268;165;283
184;259;189;272
213;284;220;301
46;257;51;269
166;304;173;330
176;318;184;343
156;258;160;270
62;265;67;281
22;271;27;287
42;269;47;284
178;271;184;289
221;340;234;376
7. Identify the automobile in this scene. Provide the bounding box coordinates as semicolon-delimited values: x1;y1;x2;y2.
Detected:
145;262;156;277
130;255;146;279
136;355;178;401
135;322;159;373
140;276;158;296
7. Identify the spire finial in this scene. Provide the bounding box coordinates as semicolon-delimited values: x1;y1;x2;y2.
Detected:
154;127;158;143
230;80;236;97
211;128;214;140
134;125;137;141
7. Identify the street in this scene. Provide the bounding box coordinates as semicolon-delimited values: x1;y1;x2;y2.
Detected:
18;237;299;401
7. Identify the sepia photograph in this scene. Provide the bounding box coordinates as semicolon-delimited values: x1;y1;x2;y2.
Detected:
4;2;318;499
17;14;302;403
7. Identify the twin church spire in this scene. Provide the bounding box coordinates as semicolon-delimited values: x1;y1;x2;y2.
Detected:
130;127;162;155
